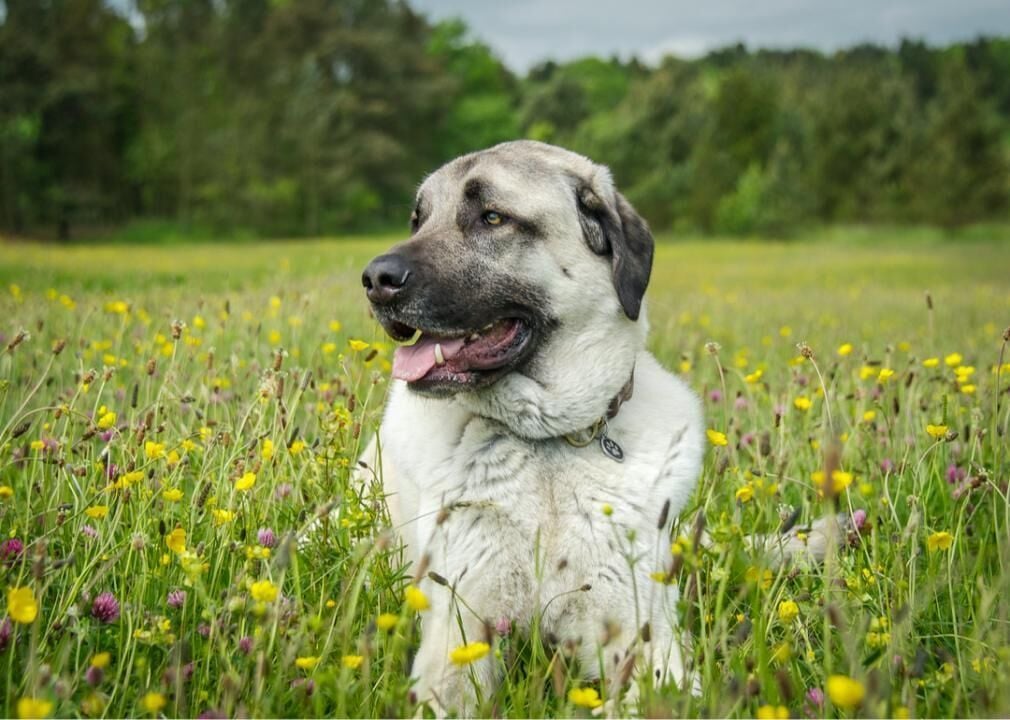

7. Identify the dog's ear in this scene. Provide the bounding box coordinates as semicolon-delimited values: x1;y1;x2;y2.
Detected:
577;185;654;321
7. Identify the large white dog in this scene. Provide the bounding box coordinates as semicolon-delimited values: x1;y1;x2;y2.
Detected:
354;141;840;715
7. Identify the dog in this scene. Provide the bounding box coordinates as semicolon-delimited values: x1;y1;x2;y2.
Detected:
353;141;847;715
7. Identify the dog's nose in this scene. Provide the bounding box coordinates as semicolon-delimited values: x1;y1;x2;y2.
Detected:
361;253;412;305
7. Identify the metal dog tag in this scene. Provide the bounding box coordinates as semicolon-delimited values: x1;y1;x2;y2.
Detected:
600;432;624;462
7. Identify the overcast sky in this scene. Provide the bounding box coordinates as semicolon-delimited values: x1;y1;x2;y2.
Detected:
410;0;1010;70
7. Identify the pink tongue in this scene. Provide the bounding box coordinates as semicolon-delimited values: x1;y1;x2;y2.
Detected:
392;337;466;382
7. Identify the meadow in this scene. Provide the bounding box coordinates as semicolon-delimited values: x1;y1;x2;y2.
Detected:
1;230;1009;719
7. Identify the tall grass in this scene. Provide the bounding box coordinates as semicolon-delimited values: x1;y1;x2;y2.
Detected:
1;233;1008;718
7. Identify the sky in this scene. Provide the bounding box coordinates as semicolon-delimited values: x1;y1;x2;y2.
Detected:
409;0;1010;70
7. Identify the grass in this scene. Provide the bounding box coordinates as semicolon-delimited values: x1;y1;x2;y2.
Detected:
1;230;1009;718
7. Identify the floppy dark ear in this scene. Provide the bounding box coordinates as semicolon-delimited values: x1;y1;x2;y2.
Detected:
577;186;655;321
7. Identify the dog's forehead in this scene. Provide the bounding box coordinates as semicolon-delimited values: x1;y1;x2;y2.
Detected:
417;141;598;211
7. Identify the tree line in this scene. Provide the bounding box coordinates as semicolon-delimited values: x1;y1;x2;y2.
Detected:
1;0;1008;240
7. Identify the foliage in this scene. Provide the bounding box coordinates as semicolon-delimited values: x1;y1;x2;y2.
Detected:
1;231;1009;717
0;3;1009;239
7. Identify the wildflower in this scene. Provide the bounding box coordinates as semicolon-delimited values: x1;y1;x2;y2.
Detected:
927;531;954;553
91;592;120;623
167;590;186;609
235;472;256;491
706;429;728;447
837;343;853;356
261;439;274;460
735;485;754;503
91;652;111;669
257;528;277;548
165;528;186;555
794;396;812;411
377;613;399;631
601;503;613;516
85;505;109;519
944;352;962;367
166;450;180;466
0;618;11;651
82;525;99;540
926;424;948;440
756;705;789;720
449;641;490;666
145;441;165;460
877;368;894;382
322;342;337;355
1;538;24;563
96;410;117;430
404;584;430;611
826;674;865;710
296;656;320;670
250;580;279;603
238;636;253;654
84;664;103;687
771;641;791;664
329;320;342;332
568;687;603;709
342;654;364;669
212;509;235;525
805;687;825;707
778;600;800;623
745;369;764;383
859;365;876;380
163;488;183;502
0;485;13;500
923;357;939;368
30;440;45;451
141;692;166;714
7;586;38;624
17;697;53;719
862;410;876;422
348;339;370;351
960;384;976;394
289;440;306;455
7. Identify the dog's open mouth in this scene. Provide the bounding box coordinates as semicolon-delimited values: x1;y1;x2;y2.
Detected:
389;318;530;388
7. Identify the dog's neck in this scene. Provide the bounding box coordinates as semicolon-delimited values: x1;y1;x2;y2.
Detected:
454;310;647;440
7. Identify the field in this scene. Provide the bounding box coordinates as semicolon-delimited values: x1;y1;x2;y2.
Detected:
1;230;1009;719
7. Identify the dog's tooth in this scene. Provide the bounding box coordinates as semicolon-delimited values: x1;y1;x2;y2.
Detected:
434;343;445;365
469;333;480;342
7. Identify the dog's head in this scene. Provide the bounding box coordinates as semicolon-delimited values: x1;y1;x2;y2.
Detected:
362;140;654;437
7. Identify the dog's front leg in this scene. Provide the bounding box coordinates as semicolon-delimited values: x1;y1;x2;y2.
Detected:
411;601;499;718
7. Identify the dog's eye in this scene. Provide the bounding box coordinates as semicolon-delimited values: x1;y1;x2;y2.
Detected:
482;211;505;226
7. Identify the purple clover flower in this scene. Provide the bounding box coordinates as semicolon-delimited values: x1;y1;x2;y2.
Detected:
91;592;120;623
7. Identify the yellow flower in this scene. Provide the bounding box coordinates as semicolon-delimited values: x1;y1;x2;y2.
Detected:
91;652;111;669
165;528;186;555
793;396;812;411
329;320;342;332
180;439;196;452
757;705;789;720
0;485;13;499
17;697;53;719
289;439;306;455
322;342;337;355
341;655;363;669
837;343;853;357
877;368;894;382
568;687;603;709
771;641;791;664
85;505;109;519
97;410;117;429
944;352;962;367
735;485;754;503
30;440;45;451
927;531;954;553
348;339;370;352
296;656;320;670
449;641;490;666
212;509;235;525
679;359;692;373
165;449;180;466
744;369;763;383
163;488;183;502
779;325;792;337
960;384;976;395
81;692;105;717
235;472;257;492
250;579;278;603
830;470;853;493
778;600;800;623
268;330;282;345
923;357;939;368
144;441;165;460
706;429;728;447
192;314;206;329
859;365;876;380
261;439;274;460
7;586;39;624
926;424;948;440
601;503;613;516
121;470;144;486
141;692;166;714
826;674;865;710
404;584;430;611
862;410;876;422
376;613;399;631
